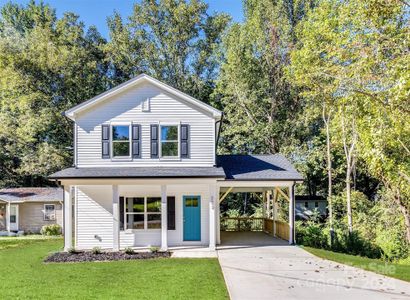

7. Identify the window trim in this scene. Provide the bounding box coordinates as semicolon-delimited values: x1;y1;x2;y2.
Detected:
43;204;56;221
110;123;132;159
123;196;162;231
159;123;180;159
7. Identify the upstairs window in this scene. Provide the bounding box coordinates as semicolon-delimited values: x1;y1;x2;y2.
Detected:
112;125;130;157
160;125;179;158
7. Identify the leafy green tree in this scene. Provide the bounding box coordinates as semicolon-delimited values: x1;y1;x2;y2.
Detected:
105;0;230;103
215;0;317;154
289;0;410;243
0;1;108;187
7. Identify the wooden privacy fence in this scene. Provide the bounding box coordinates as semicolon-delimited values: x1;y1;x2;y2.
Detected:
220;217;264;232
221;217;290;241
263;219;290;241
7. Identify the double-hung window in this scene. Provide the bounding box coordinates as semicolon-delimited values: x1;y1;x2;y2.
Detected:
112;125;130;157
123;197;161;230
160;125;179;158
44;204;56;221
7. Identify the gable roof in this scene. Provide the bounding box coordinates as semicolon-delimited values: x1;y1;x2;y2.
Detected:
216;154;303;181
64;74;222;120
0;187;63;203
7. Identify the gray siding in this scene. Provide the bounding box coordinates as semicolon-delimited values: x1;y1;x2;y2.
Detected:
19;202;63;233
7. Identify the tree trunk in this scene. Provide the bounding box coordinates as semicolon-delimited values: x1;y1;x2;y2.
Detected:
323;105;334;242
346;165;353;233
393;192;410;244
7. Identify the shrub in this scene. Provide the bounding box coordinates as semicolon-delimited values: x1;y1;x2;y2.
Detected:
150;246;159;253
40;224;62;236
124;247;134;254
91;247;102;254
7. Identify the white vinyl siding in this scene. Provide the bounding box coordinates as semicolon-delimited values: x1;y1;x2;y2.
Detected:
75;82;215;167
74;183;211;250
75;186;113;249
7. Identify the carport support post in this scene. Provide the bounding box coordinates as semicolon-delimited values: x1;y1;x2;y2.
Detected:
272;189;277;237
161;185;168;251
288;184;295;245
112;185;120;251
209;184;217;251
64;185;72;251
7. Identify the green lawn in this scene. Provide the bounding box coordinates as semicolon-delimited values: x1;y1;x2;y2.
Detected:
0;238;229;299
303;246;410;282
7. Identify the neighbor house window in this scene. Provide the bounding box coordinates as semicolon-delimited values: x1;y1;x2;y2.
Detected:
44;204;56;221
123;197;161;230
315;202;319;208
160;125;179;158
112;125;130;157
304;202;309;208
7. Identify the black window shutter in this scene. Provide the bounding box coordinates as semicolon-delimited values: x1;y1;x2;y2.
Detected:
119;197;124;230
102;124;110;159
131;124;141;158
150;124;159;158
167;196;175;230
180;124;189;158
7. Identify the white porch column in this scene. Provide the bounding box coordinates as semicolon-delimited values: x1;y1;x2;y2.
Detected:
64;185;73;251
216;198;221;245
209;184;217;251
289;184;295;245
161;185;168;251
6;202;10;232
112;185;120;251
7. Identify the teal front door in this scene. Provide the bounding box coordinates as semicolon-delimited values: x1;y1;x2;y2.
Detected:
183;196;201;241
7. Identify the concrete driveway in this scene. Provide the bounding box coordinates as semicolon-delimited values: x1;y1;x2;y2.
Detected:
218;232;410;300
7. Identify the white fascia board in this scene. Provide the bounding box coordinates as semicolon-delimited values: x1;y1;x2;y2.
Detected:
64;74;222;120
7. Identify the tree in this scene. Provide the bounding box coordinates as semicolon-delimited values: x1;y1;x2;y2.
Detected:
0;1;108;187
289;0;410;243
215;0;317;154
105;0;230;103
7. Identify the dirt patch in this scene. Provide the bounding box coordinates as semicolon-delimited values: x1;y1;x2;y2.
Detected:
44;251;171;263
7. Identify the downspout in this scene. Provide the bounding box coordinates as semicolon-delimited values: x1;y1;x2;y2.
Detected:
215;112;224;166
291;182;296;244
55;180;65;248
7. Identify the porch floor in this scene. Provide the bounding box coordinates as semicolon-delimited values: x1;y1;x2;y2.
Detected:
218;231;288;248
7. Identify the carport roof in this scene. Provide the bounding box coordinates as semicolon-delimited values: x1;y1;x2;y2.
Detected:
48;154;302;182
216;154;303;181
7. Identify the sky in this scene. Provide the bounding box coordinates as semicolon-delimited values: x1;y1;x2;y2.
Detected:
4;0;244;39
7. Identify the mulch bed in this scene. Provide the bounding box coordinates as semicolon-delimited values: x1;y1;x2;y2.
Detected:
44;251;171;263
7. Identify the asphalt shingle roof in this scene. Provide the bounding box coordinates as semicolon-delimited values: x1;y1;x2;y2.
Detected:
0;187;63;203
216;154;303;181
48;154;302;182
49;167;226;179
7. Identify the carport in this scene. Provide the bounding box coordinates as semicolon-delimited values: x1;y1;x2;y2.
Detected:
216;154;303;245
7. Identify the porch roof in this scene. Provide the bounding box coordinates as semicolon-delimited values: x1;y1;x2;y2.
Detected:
216;154;303;181
0;187;63;203
49;166;226;179
48;154;303;182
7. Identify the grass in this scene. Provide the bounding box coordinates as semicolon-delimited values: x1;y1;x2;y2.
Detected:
303;246;410;282
0;238;229;299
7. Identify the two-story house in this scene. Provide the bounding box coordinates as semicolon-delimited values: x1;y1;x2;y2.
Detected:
49;74;303;251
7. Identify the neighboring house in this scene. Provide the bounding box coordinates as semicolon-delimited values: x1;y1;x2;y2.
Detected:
0;188;63;234
49;74;303;251
295;195;327;221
